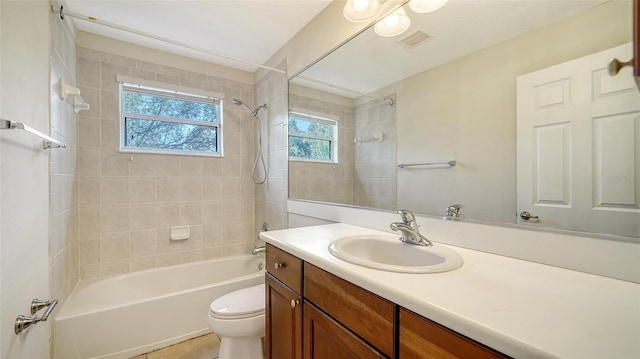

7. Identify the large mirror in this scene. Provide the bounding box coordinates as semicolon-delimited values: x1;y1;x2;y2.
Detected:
288;0;640;239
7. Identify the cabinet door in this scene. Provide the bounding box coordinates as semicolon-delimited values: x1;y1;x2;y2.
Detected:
303;301;386;359
304;263;395;357
399;308;507;359
266;273;302;359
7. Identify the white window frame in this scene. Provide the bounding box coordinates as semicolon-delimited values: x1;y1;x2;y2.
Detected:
288;107;339;164
117;75;225;157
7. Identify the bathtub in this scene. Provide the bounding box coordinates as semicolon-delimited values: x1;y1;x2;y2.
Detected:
54;255;265;359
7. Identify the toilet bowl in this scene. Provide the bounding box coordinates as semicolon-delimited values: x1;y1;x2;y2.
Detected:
208;283;265;359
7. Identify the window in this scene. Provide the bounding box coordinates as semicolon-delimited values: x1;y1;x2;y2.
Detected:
288;109;338;163
118;76;223;156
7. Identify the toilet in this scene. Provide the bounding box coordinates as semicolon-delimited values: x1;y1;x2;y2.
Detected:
208;283;265;359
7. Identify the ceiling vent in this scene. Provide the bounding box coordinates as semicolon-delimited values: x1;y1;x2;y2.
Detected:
397;30;431;48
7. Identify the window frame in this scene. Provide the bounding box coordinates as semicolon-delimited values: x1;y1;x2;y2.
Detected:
288;107;339;164
117;75;225;157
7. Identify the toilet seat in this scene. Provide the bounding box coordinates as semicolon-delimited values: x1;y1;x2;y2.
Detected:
210;283;265;320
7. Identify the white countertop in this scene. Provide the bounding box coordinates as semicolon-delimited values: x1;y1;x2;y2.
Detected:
260;223;640;359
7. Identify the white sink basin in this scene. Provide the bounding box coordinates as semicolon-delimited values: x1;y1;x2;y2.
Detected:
328;234;463;273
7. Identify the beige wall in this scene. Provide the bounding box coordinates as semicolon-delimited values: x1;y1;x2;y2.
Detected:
367;0;633;223
77;46;257;278
1;1;52;356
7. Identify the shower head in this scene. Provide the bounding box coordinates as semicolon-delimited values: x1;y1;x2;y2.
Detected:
232;98;267;117
231;98;269;184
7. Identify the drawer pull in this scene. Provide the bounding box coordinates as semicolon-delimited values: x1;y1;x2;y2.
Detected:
290;299;300;308
274;262;285;270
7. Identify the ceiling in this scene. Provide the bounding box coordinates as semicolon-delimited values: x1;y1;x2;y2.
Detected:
64;0;333;73
294;0;609;98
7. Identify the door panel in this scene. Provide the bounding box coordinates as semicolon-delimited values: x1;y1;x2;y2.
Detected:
517;43;640;237
534;122;571;205
266;273;302;359
303;301;384;359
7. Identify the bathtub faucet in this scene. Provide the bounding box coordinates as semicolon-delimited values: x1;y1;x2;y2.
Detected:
252;246;266;255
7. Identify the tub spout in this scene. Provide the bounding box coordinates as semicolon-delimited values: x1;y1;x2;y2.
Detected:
252;246;266;255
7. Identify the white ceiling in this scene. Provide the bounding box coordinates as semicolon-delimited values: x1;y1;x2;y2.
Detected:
64;0;333;73
294;0;608;97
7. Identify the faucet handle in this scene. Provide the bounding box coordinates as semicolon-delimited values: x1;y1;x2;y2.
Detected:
397;209;415;224
446;204;464;214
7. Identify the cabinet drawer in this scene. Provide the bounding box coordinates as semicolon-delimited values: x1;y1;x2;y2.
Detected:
304;263;395;357
399;308;508;359
266;243;303;293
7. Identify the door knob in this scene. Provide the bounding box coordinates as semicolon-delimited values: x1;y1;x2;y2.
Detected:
290;299;300;308
519;211;539;221
608;58;633;76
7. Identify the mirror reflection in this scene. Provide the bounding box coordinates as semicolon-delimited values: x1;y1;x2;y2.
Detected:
289;0;639;238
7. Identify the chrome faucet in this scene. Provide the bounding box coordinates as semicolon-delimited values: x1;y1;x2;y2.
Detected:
390;209;433;246
252;222;270;255
444;204;464;220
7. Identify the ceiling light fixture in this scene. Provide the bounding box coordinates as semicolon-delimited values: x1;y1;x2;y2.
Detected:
374;7;411;37
409;0;449;14
343;0;381;23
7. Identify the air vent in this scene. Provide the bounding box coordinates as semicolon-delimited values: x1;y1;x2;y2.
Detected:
397;30;431;48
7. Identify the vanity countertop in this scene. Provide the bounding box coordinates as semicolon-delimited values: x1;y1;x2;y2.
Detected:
259;223;640;358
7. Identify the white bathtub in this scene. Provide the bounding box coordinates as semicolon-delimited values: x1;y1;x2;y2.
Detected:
54;255;265;359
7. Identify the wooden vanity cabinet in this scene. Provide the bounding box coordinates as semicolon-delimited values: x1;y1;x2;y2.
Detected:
265;244;303;359
266;244;508;359
303;263;395;357
399;308;508;359
266;273;302;359
304;301;386;359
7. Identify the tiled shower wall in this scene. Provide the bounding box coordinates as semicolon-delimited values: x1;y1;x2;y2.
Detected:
353;97;396;210
254;64;289;233
77;48;256;278
288;92;355;205
50;5;79;306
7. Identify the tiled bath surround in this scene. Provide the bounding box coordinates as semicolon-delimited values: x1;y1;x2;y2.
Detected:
77;48;257;278
287;90;396;210
50;3;79;313
254;63;289;234
288;91;355;205
353;96;396;210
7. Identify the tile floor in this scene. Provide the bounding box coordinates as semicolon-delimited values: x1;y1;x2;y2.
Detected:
130;333;220;359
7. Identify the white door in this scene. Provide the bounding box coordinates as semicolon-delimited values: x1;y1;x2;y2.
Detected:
517;43;640;238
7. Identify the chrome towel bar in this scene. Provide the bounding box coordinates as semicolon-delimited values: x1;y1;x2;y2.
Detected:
0;119;66;149
397;160;456;168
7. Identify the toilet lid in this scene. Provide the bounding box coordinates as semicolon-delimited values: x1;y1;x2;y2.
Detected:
210;283;265;319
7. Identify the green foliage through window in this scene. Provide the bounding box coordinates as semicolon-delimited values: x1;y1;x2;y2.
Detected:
121;83;221;155
288;113;337;162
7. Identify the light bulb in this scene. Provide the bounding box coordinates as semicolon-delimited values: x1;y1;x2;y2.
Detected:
353;0;369;12
374;8;410;37
343;0;381;23
409;0;449;13
384;14;400;27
